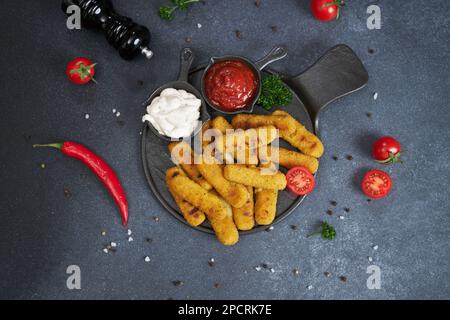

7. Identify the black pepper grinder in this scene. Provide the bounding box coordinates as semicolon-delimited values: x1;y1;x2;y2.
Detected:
62;0;153;60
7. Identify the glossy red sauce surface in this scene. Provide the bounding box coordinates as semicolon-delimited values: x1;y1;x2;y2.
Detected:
204;60;258;111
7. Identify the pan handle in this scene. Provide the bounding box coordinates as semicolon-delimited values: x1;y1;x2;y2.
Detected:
178;48;195;82
254;46;288;70
282;45;369;133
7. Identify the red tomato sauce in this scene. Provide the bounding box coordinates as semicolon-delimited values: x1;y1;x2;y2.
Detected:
204;60;258;111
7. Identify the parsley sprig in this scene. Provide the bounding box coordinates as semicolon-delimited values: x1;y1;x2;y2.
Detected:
159;0;200;20
307;222;336;240
257;75;292;110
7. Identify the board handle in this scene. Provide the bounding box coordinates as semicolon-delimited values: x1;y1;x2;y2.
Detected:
283;45;368;133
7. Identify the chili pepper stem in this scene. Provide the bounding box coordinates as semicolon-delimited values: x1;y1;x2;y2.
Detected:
33;143;63;150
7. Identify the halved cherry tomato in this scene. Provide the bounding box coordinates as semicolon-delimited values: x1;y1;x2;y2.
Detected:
286;166;315;196
66;57;97;85
372;136;401;164
310;0;344;22
362;170;392;199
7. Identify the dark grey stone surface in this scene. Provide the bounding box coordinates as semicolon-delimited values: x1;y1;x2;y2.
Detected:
0;0;449;299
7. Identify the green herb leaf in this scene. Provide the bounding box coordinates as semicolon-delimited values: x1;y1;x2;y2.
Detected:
257;75;292;110
307;222;336;240
160;0;200;20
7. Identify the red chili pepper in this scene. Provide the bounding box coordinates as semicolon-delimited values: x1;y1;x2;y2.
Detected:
33;141;128;225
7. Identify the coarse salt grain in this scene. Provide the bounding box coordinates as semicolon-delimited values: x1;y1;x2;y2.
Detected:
112;109;116;113
368;256;373;262
103;248;109;253
339;215;345;220
110;242;117;248
373;92;378;100
144;256;151;262
128;236;134;242
270;268;275;273
255;266;262;271
85;114;90;119
373;245;378;250
307;285;313;290
116;112;121;117
127;229;132;236
197;23;202;28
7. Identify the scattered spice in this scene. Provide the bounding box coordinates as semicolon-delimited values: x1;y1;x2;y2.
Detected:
213;282;221;288
324;271;332;278
367;198;372;202
270;25;278;32
292;269;300;275
185;36;192;43
330;201;337;207
346;155;353;160
339;276;347;283
234;30;243;39
63;188;72;198
261;263;269;269
208;258;215;267
366;112;373;118
368;48;375;54
290;225;298;230
332;155;339;161
146;238;153;243
137;80;144;86
254;0;261;7
344;208;350;213
172;280;184;287
153;216;160;222
326;209;333;216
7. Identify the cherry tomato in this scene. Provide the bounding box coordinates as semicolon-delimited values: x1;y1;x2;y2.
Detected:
286;166;316;196
362;170;392;199
372;136;401;164
310;0;343;22
66;57;97;85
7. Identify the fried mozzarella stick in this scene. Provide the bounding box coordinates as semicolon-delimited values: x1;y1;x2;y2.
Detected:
166;167;228;220
255;188;278;225
212;116;233;133
223;165;287;190
260;147;319;173
209;191;239;246
166;167;206;226
232;185;255;230
231;112;324;158
196;160;250;208
272;110;324;158
168;142;213;191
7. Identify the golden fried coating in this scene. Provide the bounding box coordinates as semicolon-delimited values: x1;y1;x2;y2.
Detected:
212;116;233;134
166;167;206;226
232;185;255;230
272;110;324;158
231;111;324;158
208;191;239;246
168;142;213;191
196;160;250;208
223;164;287;190
255;188;278;225
166;167;227;220
259;147;319;173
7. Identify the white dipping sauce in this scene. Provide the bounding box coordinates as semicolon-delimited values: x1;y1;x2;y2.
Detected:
142;88;201;138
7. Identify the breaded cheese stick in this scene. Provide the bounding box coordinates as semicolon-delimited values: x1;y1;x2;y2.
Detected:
231;114;291;132
223;164;287;190
212;116;233;133
232;185;255;230
166;167;206;226
196;160;250;208
166;167;227;220
168;142;213;191
255;188;278;225
272;110;324;158
209;191;239;246
260;147;319;173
